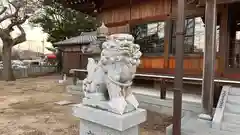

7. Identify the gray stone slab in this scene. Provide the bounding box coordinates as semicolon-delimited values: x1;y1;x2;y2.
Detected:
166;113;202;135
225;102;240;114
165;114;240;135
212;86;230;129
227;95;240;104
223;112;240;125
134;93;202;114
221;122;240;132
80;119;139;135
192;129;239;135
166;112;240;135
72;104;146;131
82;98;136;115
229;87;240;96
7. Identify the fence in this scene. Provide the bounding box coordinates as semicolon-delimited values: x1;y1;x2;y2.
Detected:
0;65;56;79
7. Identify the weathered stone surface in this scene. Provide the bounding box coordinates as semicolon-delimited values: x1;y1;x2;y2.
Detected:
166;86;240;135
82;33;142;115
73;33;146;135
73;104;146;135
80;119;138;135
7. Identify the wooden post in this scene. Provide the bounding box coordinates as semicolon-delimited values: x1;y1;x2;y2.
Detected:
173;0;185;134
73;71;77;85
160;79;167;99
164;18;173;69
219;5;229;76
201;0;217;118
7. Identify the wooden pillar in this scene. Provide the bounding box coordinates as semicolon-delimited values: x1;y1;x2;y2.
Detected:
160;79;167;99
219;5;229;76
229;15;236;68
164;18;173;69
201;0;217;117
161;18;172;100
73;71;77;85
62;49;66;74
173;0;185;134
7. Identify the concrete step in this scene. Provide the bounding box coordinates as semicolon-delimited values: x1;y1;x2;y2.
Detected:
229;87;240;96
221;86;240;132
193;129;239;135
225;102;240;114
221;121;240;132
223;112;240;125
227;95;240;105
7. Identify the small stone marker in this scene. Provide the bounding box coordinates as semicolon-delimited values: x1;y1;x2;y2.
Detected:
55;100;73;106
58;74;67;84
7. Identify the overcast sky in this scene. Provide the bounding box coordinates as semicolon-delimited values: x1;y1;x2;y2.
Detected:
13;20;53;54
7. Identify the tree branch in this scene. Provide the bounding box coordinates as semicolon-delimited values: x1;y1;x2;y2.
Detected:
0;7;7;16
0;28;6;37
0;27;11;42
6;15;29;31
12;25;26;46
0;1;20;23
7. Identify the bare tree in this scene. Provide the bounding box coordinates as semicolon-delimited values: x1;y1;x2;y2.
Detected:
11;49;20;60
0;0;41;81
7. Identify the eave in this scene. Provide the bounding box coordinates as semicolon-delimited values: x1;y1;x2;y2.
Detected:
45;0;240;14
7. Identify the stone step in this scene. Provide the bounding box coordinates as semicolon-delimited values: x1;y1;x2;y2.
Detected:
229;87;240;96
193;129;238;135
221;121;240;132
227;95;240;105
223;112;240;125
225;102;240;114
220;86;240;132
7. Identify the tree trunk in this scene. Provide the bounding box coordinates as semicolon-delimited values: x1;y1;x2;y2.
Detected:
2;45;15;81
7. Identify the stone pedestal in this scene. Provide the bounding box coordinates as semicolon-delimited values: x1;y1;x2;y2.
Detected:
72;104;146;135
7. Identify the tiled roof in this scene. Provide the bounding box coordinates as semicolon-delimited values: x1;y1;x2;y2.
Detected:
53;31;97;46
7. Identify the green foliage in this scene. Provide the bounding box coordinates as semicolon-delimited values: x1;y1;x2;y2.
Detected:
30;3;99;43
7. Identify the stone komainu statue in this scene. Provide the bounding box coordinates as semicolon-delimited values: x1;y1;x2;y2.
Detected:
82;34;142;115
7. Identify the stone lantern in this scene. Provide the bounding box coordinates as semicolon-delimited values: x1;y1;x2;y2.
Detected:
97;22;109;49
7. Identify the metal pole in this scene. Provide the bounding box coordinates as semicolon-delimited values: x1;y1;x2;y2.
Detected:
173;0;185;134
201;0;217;118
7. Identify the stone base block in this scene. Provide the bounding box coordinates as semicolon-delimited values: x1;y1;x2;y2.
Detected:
82;98;136;115
72;104;146;135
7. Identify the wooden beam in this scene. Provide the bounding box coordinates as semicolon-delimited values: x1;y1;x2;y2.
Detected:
172;3;205;18
104;14;168;28
201;0;217;117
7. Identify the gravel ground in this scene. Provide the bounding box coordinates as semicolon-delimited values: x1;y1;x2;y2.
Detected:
0;75;172;135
